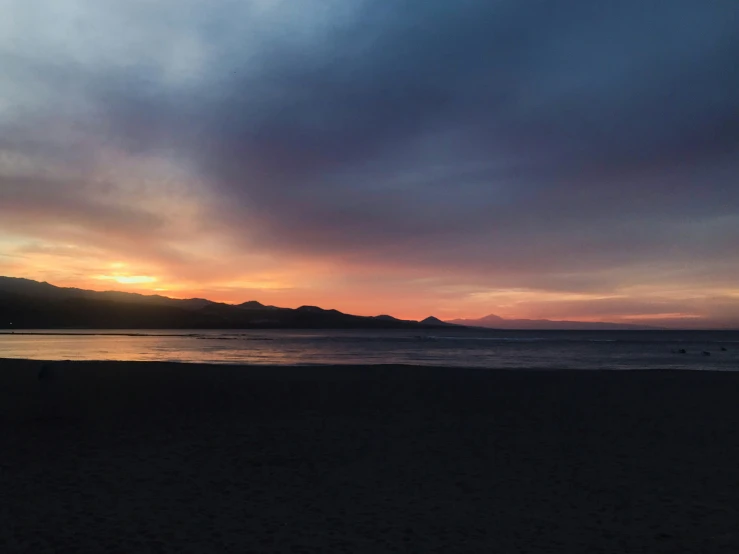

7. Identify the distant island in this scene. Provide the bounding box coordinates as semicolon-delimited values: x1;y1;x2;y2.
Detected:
448;313;660;331
0;276;659;331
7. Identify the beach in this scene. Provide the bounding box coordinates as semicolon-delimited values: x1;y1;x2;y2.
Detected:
1;359;738;553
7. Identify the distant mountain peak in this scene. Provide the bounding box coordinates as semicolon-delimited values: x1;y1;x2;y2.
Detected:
373;314;399;321
447;314;661;330
237;300;264;308
237;300;266;309
421;316;456;326
297;305;324;312
297;305;343;315
479;313;505;322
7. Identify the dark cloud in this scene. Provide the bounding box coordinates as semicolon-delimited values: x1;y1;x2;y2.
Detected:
2;0;739;323
185;0;739;263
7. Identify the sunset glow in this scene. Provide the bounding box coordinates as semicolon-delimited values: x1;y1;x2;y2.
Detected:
96;275;159;285
1;0;737;329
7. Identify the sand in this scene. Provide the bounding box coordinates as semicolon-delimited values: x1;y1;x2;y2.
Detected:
1;359;738;553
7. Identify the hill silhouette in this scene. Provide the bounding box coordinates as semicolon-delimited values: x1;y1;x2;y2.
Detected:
0;277;452;330
420;316;458;327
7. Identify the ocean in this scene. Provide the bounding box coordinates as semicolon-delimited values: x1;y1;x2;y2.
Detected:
1;328;738;370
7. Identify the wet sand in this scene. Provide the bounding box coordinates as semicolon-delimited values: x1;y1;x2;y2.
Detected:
1;358;738;553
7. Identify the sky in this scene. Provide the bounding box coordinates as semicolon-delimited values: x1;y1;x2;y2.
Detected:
1;0;738;327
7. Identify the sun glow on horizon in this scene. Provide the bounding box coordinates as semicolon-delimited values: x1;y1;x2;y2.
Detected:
95;275;158;285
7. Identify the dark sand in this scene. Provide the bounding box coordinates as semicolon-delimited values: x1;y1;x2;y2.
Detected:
1;359;739;553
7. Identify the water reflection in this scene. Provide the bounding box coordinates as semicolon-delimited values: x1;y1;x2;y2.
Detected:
1;329;738;370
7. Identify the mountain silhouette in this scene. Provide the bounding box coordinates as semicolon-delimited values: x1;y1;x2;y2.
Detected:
420;316;458;327
448;313;659;330
373;314;401;321
0;276;453;330
236;300;278;310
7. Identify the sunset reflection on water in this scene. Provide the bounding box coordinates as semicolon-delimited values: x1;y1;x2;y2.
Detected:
2;329;739;371
0;331;325;365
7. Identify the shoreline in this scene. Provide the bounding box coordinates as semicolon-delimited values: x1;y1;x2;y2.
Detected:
1;354;736;369
1;355;735;372
2;358;739;551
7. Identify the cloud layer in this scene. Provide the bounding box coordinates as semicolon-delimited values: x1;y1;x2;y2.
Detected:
1;0;738;324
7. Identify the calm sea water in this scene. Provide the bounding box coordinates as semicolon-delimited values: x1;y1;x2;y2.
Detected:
1;329;738;370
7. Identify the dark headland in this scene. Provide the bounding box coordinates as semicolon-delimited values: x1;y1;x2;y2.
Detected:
0;276;456;330
2;358;738;552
